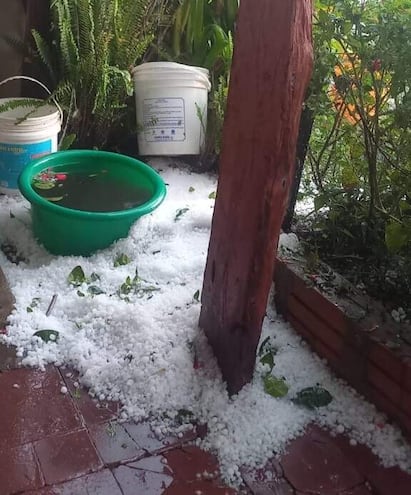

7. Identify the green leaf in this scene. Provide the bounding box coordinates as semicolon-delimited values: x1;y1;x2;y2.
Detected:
28;297;40;310
87;285;105;295
314;194;328;211
119;275;135;296
33;329;60;343
260;352;275;370
47;196;64;202
385;221;409;253
77;290;85;297
263;375;289;398
68;265;86;286
174;208;189;221
59;133;76;151
136;285;160;298
188;186;195;192
114;253;131;267
89;272;100;282
208;191;217;199
292;386;333;409
258;336;277;371
258;336;271;356
340;228;355;239
33;180;55;190
193;289;200;302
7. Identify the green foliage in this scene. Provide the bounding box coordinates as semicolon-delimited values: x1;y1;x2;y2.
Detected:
305;0;411;256
170;0;238;74
165;0;238;158
292;386;333;410
33;329;60;343
114;253;131;267
263;375;289;398
68;265;86;286
258;336;277;372
174;207;189;221
30;0;169;149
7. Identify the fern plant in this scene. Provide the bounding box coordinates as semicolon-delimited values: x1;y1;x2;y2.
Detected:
31;0;169;149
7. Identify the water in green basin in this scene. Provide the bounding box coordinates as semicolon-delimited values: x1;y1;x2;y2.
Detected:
32;169;152;212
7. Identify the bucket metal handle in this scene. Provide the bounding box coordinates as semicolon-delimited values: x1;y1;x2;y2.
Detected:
0;75;64;124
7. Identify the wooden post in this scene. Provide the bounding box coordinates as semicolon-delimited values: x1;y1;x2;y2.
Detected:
199;0;313;394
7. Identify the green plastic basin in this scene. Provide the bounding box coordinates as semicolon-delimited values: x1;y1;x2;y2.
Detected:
18;150;166;256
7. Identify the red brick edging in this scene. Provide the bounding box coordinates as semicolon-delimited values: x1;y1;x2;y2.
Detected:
274;258;411;440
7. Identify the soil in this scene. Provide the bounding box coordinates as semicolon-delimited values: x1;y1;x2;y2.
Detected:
289;222;411;350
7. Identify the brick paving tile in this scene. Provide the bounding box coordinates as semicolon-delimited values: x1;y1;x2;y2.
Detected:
112;464;174;495
333;434;411;495
280;426;364;494
0;342;19;371
128;455;173;475
123;420;199;454
164;480;237;494
340;484;374;494
33;429;103;485
365;466;411;495
22;469;123;495
89;421;145;465
0;366;82;449
295;487;372;495
242;458;294;495
245;479;294;494
58;368;119;425
0;443;43;495
164;445;221;482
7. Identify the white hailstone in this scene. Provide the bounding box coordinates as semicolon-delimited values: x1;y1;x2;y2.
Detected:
12;383;20;389
226;467;235;477
60;386;68;395
73;381;79;388
349;438;357;447
336;424;345;434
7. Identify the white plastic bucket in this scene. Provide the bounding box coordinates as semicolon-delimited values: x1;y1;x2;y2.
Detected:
132;62;211;156
0;77;62;195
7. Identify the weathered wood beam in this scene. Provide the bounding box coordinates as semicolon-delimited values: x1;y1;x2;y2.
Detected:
199;0;313;394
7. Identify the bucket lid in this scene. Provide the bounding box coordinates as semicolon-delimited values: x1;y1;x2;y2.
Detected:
0;97;60;123
132;62;211;90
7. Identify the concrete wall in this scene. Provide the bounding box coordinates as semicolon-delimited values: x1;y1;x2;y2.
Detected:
0;0;26;97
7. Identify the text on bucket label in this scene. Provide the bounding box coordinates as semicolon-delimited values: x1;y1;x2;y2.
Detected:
143;98;186;143
0;139;53;190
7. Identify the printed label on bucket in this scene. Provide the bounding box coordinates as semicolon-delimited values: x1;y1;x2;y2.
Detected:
0;139;53;190
143;98;186;142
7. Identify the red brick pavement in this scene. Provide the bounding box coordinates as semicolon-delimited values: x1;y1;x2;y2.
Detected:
0;345;410;494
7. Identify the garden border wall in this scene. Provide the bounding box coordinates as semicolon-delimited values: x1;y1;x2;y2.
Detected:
274;257;411;440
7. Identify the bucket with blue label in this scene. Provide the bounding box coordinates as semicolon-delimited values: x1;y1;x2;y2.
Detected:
0;76;62;195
